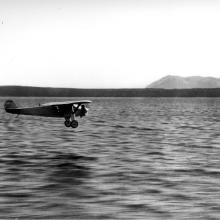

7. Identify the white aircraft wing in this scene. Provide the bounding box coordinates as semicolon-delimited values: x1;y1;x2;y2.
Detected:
41;100;92;107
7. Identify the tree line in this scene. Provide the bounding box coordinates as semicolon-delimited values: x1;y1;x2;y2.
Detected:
0;86;220;97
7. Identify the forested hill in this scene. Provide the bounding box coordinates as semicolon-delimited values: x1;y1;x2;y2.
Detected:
0;86;220;97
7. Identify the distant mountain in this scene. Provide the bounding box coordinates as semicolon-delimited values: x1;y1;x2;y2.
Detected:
147;75;220;89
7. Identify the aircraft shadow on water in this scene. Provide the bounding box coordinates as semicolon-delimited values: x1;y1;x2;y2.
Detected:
4;99;92;128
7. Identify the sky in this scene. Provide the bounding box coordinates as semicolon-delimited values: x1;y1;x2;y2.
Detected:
1;0;220;88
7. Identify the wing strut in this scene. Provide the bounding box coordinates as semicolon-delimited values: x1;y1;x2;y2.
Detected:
72;103;81;114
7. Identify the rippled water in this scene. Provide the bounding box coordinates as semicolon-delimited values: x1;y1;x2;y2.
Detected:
0;97;220;220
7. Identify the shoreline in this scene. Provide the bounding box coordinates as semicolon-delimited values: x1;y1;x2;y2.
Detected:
0;86;220;97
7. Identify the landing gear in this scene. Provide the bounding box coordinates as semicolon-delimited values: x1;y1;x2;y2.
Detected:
64;120;71;127
64;119;78;128
64;114;78;129
70;120;78;128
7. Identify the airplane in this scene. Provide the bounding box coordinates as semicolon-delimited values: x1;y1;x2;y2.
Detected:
4;99;92;128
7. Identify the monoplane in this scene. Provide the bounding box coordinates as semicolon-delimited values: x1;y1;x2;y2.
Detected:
4;100;92;128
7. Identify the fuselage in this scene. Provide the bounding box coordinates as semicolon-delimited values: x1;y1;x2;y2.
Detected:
5;105;87;118
5;105;70;117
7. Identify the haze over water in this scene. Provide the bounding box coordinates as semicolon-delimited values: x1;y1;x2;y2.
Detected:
0;97;220;220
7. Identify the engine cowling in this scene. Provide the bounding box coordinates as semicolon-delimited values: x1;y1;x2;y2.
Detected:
75;105;88;117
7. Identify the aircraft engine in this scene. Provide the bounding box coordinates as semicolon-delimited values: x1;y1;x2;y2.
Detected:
79;104;88;117
75;105;88;117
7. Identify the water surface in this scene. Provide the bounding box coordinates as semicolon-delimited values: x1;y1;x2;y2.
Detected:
0;97;220;219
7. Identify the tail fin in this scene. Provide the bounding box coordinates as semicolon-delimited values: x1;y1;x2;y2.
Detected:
4;100;17;110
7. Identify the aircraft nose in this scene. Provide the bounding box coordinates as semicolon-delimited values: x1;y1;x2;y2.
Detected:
81;105;88;115
85;107;88;114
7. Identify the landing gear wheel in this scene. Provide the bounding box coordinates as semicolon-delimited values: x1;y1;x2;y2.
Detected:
64;120;71;127
70;120;78;128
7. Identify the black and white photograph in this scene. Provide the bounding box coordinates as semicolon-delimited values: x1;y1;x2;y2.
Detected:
0;0;220;219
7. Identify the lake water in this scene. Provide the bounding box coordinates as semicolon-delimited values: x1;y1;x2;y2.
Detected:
0;97;220;220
